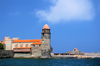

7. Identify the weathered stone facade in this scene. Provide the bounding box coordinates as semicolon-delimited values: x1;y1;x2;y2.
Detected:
12;24;53;58
41;24;52;58
31;44;41;57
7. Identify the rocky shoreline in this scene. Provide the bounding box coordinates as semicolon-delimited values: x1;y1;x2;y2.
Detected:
0;52;100;59
0;49;100;59
51;53;100;59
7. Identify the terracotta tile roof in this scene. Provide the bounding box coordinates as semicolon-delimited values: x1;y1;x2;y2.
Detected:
14;47;31;49
12;39;41;43
31;42;42;45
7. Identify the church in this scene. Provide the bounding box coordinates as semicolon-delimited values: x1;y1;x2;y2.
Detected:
11;24;53;58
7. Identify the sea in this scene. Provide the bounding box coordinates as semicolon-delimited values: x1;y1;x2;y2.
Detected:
0;58;100;66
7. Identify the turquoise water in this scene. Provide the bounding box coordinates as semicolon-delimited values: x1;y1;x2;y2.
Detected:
0;58;100;66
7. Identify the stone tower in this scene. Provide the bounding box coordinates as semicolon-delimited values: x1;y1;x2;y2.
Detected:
41;24;52;58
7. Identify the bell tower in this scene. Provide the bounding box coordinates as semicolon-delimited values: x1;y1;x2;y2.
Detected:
41;24;52;58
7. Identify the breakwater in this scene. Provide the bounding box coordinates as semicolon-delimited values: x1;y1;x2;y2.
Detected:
0;50;13;58
51;53;100;59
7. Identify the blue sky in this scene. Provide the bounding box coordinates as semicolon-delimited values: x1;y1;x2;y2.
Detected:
0;0;100;53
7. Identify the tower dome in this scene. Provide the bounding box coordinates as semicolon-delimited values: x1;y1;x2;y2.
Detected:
43;24;50;29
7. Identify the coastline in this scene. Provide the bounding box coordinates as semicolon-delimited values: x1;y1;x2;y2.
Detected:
0;52;100;59
51;53;100;59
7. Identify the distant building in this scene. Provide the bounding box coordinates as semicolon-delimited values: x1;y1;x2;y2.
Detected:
66;48;84;55
3;37;19;50
73;48;79;52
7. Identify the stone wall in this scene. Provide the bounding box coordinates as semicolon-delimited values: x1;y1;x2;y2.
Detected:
41;33;52;58
14;52;31;58
0;50;13;58
84;53;100;56
51;53;100;59
31;45;41;58
41;49;52;58
51;53;76;58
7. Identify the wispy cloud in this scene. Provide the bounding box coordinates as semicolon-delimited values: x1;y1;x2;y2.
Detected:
10;12;20;16
36;0;95;23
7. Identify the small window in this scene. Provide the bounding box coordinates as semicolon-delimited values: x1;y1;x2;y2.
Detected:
9;44;10;46
6;44;7;46
8;41;9;42
33;45;35;47
15;44;18;47
6;47;7;49
26;44;28;47
9;47;10;49
43;30;44;33
42;40;44;42
20;44;23;47
39;45;41;46
47;30;49;33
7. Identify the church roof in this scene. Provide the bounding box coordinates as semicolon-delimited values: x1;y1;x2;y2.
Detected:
31;42;42;45
12;39;42;44
43;24;50;29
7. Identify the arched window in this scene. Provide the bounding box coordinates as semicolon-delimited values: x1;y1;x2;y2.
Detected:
26;44;28;47
33;45;35;47
20;44;23;47
15;44;18;47
42;30;44;33
47;30;49;33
